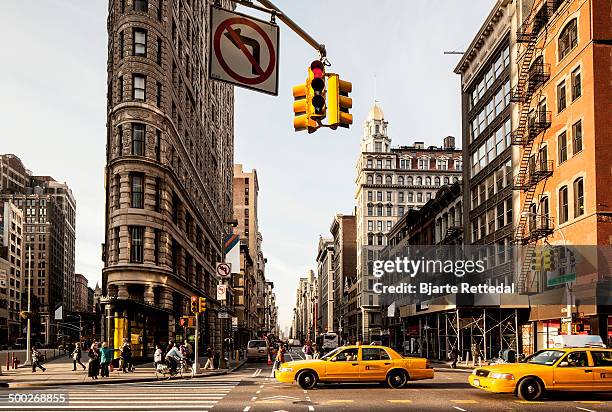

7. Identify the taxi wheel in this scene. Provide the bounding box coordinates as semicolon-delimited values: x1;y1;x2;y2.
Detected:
517;377;543;401
297;371;317;389
386;369;408;389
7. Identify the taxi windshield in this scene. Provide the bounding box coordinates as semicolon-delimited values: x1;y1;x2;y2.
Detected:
320;347;344;360
526;350;565;365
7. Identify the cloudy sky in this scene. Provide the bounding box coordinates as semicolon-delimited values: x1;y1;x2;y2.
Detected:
0;0;494;330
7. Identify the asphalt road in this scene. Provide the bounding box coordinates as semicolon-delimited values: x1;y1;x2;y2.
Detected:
1;350;610;412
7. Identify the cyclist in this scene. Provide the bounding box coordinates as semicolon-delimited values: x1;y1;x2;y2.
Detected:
165;342;183;374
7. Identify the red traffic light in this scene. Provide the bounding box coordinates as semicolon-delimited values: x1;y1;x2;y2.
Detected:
310;60;324;78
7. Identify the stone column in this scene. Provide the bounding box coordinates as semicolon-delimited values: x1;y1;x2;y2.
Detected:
117;284;129;299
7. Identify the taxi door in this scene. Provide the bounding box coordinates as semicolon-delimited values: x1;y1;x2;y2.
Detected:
590;350;612;391
359;347;393;381
553;351;594;390
325;347;360;381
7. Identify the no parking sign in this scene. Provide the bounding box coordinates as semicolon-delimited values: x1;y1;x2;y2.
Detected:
209;6;279;95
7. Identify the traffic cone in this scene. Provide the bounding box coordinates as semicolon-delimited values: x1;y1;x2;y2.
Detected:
267;353;272;366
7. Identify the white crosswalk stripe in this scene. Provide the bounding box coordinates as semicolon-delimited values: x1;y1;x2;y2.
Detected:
1;379;240;411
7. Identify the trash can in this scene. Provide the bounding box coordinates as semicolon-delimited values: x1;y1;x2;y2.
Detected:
501;349;516;363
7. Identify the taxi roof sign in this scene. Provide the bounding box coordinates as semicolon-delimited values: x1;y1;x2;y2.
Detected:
552;335;605;348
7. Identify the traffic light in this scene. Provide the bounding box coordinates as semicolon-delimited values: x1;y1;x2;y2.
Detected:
308;60;326;119
543;248;555;271
327;74;353;128
199;297;207;313
190;296;199;314
292;82;317;132
531;249;542;271
179;316;189;327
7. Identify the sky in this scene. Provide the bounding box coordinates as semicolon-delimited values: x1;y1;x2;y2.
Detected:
0;0;495;331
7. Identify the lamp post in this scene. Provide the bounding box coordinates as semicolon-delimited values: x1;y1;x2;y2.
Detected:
25;244;32;366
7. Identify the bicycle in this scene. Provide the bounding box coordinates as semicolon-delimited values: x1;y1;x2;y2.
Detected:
155;358;193;380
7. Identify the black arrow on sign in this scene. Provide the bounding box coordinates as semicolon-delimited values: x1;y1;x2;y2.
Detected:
224;27;262;75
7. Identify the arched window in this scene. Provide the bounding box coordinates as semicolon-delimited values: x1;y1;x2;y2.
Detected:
444;177;450;185
385;176;392;185
559;185;569;223
434;177;440;186
558;19;578;60
376;175;382;184
407;177;413;186
425;177;431;186
416;177;422;185
398;176;404;185
367;175;373;184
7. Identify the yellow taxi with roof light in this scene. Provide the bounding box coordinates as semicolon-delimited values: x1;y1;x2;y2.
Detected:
468;336;612;400
275;344;434;389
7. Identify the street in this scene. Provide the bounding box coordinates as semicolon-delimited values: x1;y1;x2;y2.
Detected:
2;353;610;412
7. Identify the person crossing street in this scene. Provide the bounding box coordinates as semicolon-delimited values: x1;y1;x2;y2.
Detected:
31;346;46;373
72;342;86;371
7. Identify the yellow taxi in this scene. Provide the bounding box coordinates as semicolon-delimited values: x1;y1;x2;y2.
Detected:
468;347;612;400
275;345;434;389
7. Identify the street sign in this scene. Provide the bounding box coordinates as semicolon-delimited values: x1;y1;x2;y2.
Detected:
217;284;227;301
218;312;230;319
209;6;279;95
216;262;232;278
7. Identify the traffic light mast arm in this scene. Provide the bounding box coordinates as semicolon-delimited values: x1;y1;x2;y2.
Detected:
228;0;327;58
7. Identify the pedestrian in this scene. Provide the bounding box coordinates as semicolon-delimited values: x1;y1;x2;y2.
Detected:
213;349;221;369
274;343;286;370
302;342;313;360
72;342;86;371
204;347;214;370
184;340;194;363
154;344;163;369
120;338;133;373
31;346;46;373
99;342;112;378
312;344;320;359
88;343;100;379
450;347;460;369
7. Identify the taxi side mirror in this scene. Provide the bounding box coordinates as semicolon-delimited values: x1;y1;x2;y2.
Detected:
558;361;568;367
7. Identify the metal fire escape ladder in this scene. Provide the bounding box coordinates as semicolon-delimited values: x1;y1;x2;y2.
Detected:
512;4;552;293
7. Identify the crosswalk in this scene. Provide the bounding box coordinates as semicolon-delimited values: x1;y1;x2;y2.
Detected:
0;378;240;411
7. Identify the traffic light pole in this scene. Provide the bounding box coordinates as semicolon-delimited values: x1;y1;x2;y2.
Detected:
194;313;200;375
228;0;327;58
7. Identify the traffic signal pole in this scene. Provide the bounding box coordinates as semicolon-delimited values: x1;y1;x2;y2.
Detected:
194;313;200;375
228;0;327;58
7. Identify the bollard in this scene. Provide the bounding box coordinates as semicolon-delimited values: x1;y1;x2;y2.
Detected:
11;352;15;369
6;352;9;370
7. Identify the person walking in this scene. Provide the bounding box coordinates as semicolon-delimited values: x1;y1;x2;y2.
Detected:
120;338;133;373
154;344;163;369
99;342;112;378
274;343;286;370
302;342;313;360
31;346;46;372
72;342;86;371
450;347;460;369
88;343;100;379
204;347;214;370
312;344;320;359
213;349;221;370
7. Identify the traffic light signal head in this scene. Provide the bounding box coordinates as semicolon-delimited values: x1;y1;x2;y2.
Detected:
293;83;317;132
190;296;198;314
199;297;207;313
308;60;326;119
543;248;555;271
532;249;542;271
327;74;353;128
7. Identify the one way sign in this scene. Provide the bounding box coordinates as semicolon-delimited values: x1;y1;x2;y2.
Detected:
209;6;279;95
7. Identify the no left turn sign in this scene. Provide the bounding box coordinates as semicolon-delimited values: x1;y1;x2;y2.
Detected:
209;6;279;95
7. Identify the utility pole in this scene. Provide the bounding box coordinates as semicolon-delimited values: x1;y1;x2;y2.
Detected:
25;244;32;366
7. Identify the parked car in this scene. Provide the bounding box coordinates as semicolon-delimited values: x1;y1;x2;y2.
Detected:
247;339;269;361
275;344;434;389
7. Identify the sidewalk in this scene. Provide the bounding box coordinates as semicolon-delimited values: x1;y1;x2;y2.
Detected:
1;354;248;388
428;359;475;372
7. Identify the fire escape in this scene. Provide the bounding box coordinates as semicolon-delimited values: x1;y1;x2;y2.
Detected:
511;3;555;293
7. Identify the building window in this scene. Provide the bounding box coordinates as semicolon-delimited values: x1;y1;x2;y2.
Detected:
134;0;148;12
417;192;422;202
436;159;448;170
157;36;162;65
133;74;146;100
375;142;382;152
154;177;161;211
572;120;583;154
130;173;144;208
571;67;581;100
407;192;413;202
367;175;373;184
557;80;566;113
154;129;161;161
155;81;162;106
434;177;440;186
558;132;567;164
559;186;569;224
376;191;382;202
368;220;373;231
134;28;147;57
118;76;124;102
119;31;125;58
386;191;391;201
129;226;144;263
558;19;578;60
398;206;405;216
132;123;145;155
387;205;392;216
385;176;392;185
367;206;373;216
418;158;428;170
416;177;422;185
366;158;372;168
425;177;431;186
376;175;382;184
367;191;372;202
154;229;161;264
398;192;404;202
376;159;382;169
574;177;584;217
